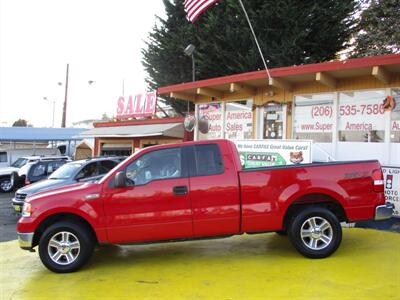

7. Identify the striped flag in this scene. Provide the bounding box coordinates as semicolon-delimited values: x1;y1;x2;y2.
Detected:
184;0;219;23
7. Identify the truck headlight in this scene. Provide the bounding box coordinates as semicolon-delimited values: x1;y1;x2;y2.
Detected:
22;203;32;217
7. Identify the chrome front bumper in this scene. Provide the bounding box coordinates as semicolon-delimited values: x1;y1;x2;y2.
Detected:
17;232;34;250
375;203;394;221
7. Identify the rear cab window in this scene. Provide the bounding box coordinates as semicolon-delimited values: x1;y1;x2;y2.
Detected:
193;144;224;176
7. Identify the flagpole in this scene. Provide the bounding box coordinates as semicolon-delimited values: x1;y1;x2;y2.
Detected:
237;0;272;79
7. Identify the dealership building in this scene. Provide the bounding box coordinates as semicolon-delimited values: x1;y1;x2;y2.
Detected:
158;54;400;166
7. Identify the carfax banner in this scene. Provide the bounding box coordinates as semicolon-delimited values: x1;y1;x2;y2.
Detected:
382;166;400;218
234;139;312;168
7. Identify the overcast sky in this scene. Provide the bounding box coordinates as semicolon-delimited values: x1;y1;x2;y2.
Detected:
0;0;166;127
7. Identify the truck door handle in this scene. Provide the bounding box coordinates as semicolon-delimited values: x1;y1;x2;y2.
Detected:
173;186;188;195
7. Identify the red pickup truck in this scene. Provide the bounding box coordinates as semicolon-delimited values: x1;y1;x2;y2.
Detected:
17;139;393;273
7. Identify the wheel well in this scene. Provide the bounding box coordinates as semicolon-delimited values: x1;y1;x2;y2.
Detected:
0;175;11;180
32;213;98;248
282;193;348;229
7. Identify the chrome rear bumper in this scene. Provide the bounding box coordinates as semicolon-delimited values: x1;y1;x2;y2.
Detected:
375;203;394;221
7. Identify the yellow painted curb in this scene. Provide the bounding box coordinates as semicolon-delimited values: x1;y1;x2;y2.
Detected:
1;228;399;300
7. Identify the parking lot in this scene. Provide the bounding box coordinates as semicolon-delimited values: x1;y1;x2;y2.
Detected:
0;192;19;242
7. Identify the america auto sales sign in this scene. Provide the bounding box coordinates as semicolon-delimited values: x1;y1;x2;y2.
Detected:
116;91;157;118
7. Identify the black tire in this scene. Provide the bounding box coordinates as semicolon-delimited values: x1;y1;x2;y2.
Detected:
0;177;13;193
10;172;23;189
288;207;342;258
38;221;95;273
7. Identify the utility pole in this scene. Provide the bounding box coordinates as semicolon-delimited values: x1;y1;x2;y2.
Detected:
61;63;69;127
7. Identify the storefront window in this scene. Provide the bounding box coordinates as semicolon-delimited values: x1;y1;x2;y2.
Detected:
338;90;385;143
225;100;253;139
293;94;334;142
391;88;400;143
197;100;253;140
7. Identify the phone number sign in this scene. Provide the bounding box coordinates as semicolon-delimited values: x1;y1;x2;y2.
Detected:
338;93;385;131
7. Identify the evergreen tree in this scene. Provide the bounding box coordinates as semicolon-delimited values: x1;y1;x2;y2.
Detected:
351;0;400;57
142;0;358;114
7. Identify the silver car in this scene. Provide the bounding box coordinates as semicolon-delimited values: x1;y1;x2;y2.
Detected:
12;157;125;212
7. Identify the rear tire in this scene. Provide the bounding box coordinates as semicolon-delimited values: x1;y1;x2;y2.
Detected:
288;207;342;258
38;221;95;273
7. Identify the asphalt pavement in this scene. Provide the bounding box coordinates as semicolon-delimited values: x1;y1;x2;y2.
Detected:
0;192;19;242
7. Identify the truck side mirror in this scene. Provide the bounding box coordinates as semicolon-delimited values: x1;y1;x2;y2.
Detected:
114;171;127;188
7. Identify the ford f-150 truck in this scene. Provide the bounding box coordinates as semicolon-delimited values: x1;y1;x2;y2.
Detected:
17;140;393;273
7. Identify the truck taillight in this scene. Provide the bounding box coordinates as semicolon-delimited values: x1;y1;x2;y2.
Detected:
372;168;384;192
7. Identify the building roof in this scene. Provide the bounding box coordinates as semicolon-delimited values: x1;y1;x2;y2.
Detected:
0;127;86;141
79;122;184;138
157;54;400;100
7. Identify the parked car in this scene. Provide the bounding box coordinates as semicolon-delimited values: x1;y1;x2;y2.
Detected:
16;140;392;273
0;155;69;193
12;156;125;212
11;157;70;189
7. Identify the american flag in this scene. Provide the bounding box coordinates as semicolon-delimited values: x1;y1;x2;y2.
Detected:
184;0;219;23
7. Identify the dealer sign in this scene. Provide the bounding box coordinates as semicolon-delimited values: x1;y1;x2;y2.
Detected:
116;91;157;118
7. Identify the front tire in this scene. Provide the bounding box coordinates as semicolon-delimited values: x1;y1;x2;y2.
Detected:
288;207;342;258
39;221;95;273
0;177;13;193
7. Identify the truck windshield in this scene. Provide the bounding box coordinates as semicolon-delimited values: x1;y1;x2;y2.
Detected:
49;163;82;179
11;158;29;168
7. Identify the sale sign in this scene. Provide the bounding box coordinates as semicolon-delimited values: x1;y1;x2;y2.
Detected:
116;91;157;118
294;104;334;133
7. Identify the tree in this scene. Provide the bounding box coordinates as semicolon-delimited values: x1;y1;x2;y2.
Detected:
351;0;400;57
142;0;358;114
12;119;29;127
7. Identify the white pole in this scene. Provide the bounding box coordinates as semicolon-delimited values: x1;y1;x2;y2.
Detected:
237;0;272;79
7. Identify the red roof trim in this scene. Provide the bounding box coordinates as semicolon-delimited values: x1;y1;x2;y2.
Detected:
157;54;400;94
94;117;184;128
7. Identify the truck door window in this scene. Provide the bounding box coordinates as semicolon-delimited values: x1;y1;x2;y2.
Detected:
125;148;182;186
194;144;224;176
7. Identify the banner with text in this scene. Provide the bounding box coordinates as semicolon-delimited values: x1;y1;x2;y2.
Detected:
198;103;224;140
382;166;400;218
225;102;253;139
116;91;157;118
234;139;312;168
